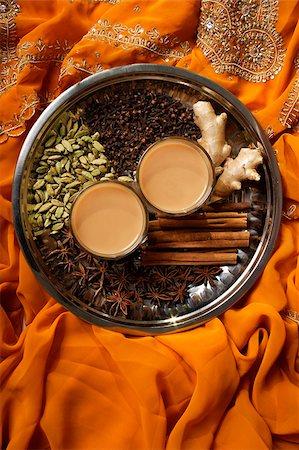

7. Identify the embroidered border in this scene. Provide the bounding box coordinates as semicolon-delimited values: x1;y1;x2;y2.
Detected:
85;18;192;62
87;0;120;3
0;36;72;143
0;38;72;95
196;0;285;83
279;79;299;128
279;52;299;129
0;0;20;63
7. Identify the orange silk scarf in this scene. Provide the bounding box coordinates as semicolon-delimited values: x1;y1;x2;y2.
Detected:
1;1;299;449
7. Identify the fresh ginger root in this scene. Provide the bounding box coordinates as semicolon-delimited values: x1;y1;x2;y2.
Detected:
193;101;232;174
210;143;263;202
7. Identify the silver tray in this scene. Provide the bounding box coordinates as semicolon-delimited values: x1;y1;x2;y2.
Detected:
12;64;282;335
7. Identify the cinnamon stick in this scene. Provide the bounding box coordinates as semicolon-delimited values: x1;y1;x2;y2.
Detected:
148;230;250;244
202;202;251;212
145;238;249;249
157;212;248;219
141;250;238;266
158;216;247;229
148;220;160;232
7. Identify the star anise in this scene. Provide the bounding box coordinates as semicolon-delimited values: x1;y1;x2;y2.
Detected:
75;249;94;266
106;290;133;316
93;258;111;275
92;259;110;289
190;266;222;287
176;266;192;282
72;262;97;286
145;285;172;306
88;275;110;304
60;227;75;248
46;241;73;263
109;265;132;292
168;280;187;303
131;266;151;291
85;282;107;307
150;266;179;287
57;258;75;273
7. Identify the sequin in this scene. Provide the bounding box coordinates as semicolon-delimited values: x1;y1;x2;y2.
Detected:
206;19;214;29
0;2;8;13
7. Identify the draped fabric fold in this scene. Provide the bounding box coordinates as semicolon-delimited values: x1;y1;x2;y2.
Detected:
0;1;298;448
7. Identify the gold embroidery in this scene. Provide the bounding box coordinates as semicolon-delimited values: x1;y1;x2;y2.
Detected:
0;36;72;143
85;18;192;62
283;309;299;325
279;79;299;128
196;0;285;83
37;90;58;111
282;204;297;221
265;125;275;140
279;52;299;129
0;37;72;95
0;0;20;63
59;57;103;81
88;0;120;3
0;93;39;143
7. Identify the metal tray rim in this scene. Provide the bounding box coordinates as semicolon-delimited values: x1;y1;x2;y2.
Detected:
12;64;282;335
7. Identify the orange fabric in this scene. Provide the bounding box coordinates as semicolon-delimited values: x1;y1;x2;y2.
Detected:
1;1;299;449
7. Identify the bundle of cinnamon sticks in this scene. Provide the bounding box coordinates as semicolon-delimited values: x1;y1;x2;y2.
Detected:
141;202;251;266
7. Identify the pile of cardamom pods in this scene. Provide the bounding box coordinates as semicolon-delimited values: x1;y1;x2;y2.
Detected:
27;110;133;237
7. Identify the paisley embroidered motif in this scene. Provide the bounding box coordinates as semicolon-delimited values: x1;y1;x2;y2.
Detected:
196;0;285;83
86;18;192;62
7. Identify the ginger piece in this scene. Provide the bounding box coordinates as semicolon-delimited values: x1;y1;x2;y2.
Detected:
193;101;232;174
210;143;263;202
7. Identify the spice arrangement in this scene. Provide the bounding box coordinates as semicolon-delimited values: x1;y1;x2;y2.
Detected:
25;80;265;321
27;111;123;237
142;202;251;266
84;83;200;177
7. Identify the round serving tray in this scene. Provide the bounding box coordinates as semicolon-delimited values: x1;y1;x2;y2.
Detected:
12;64;282;335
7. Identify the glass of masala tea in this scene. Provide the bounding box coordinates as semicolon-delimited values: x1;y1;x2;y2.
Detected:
70;181;148;259
136;137;215;215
